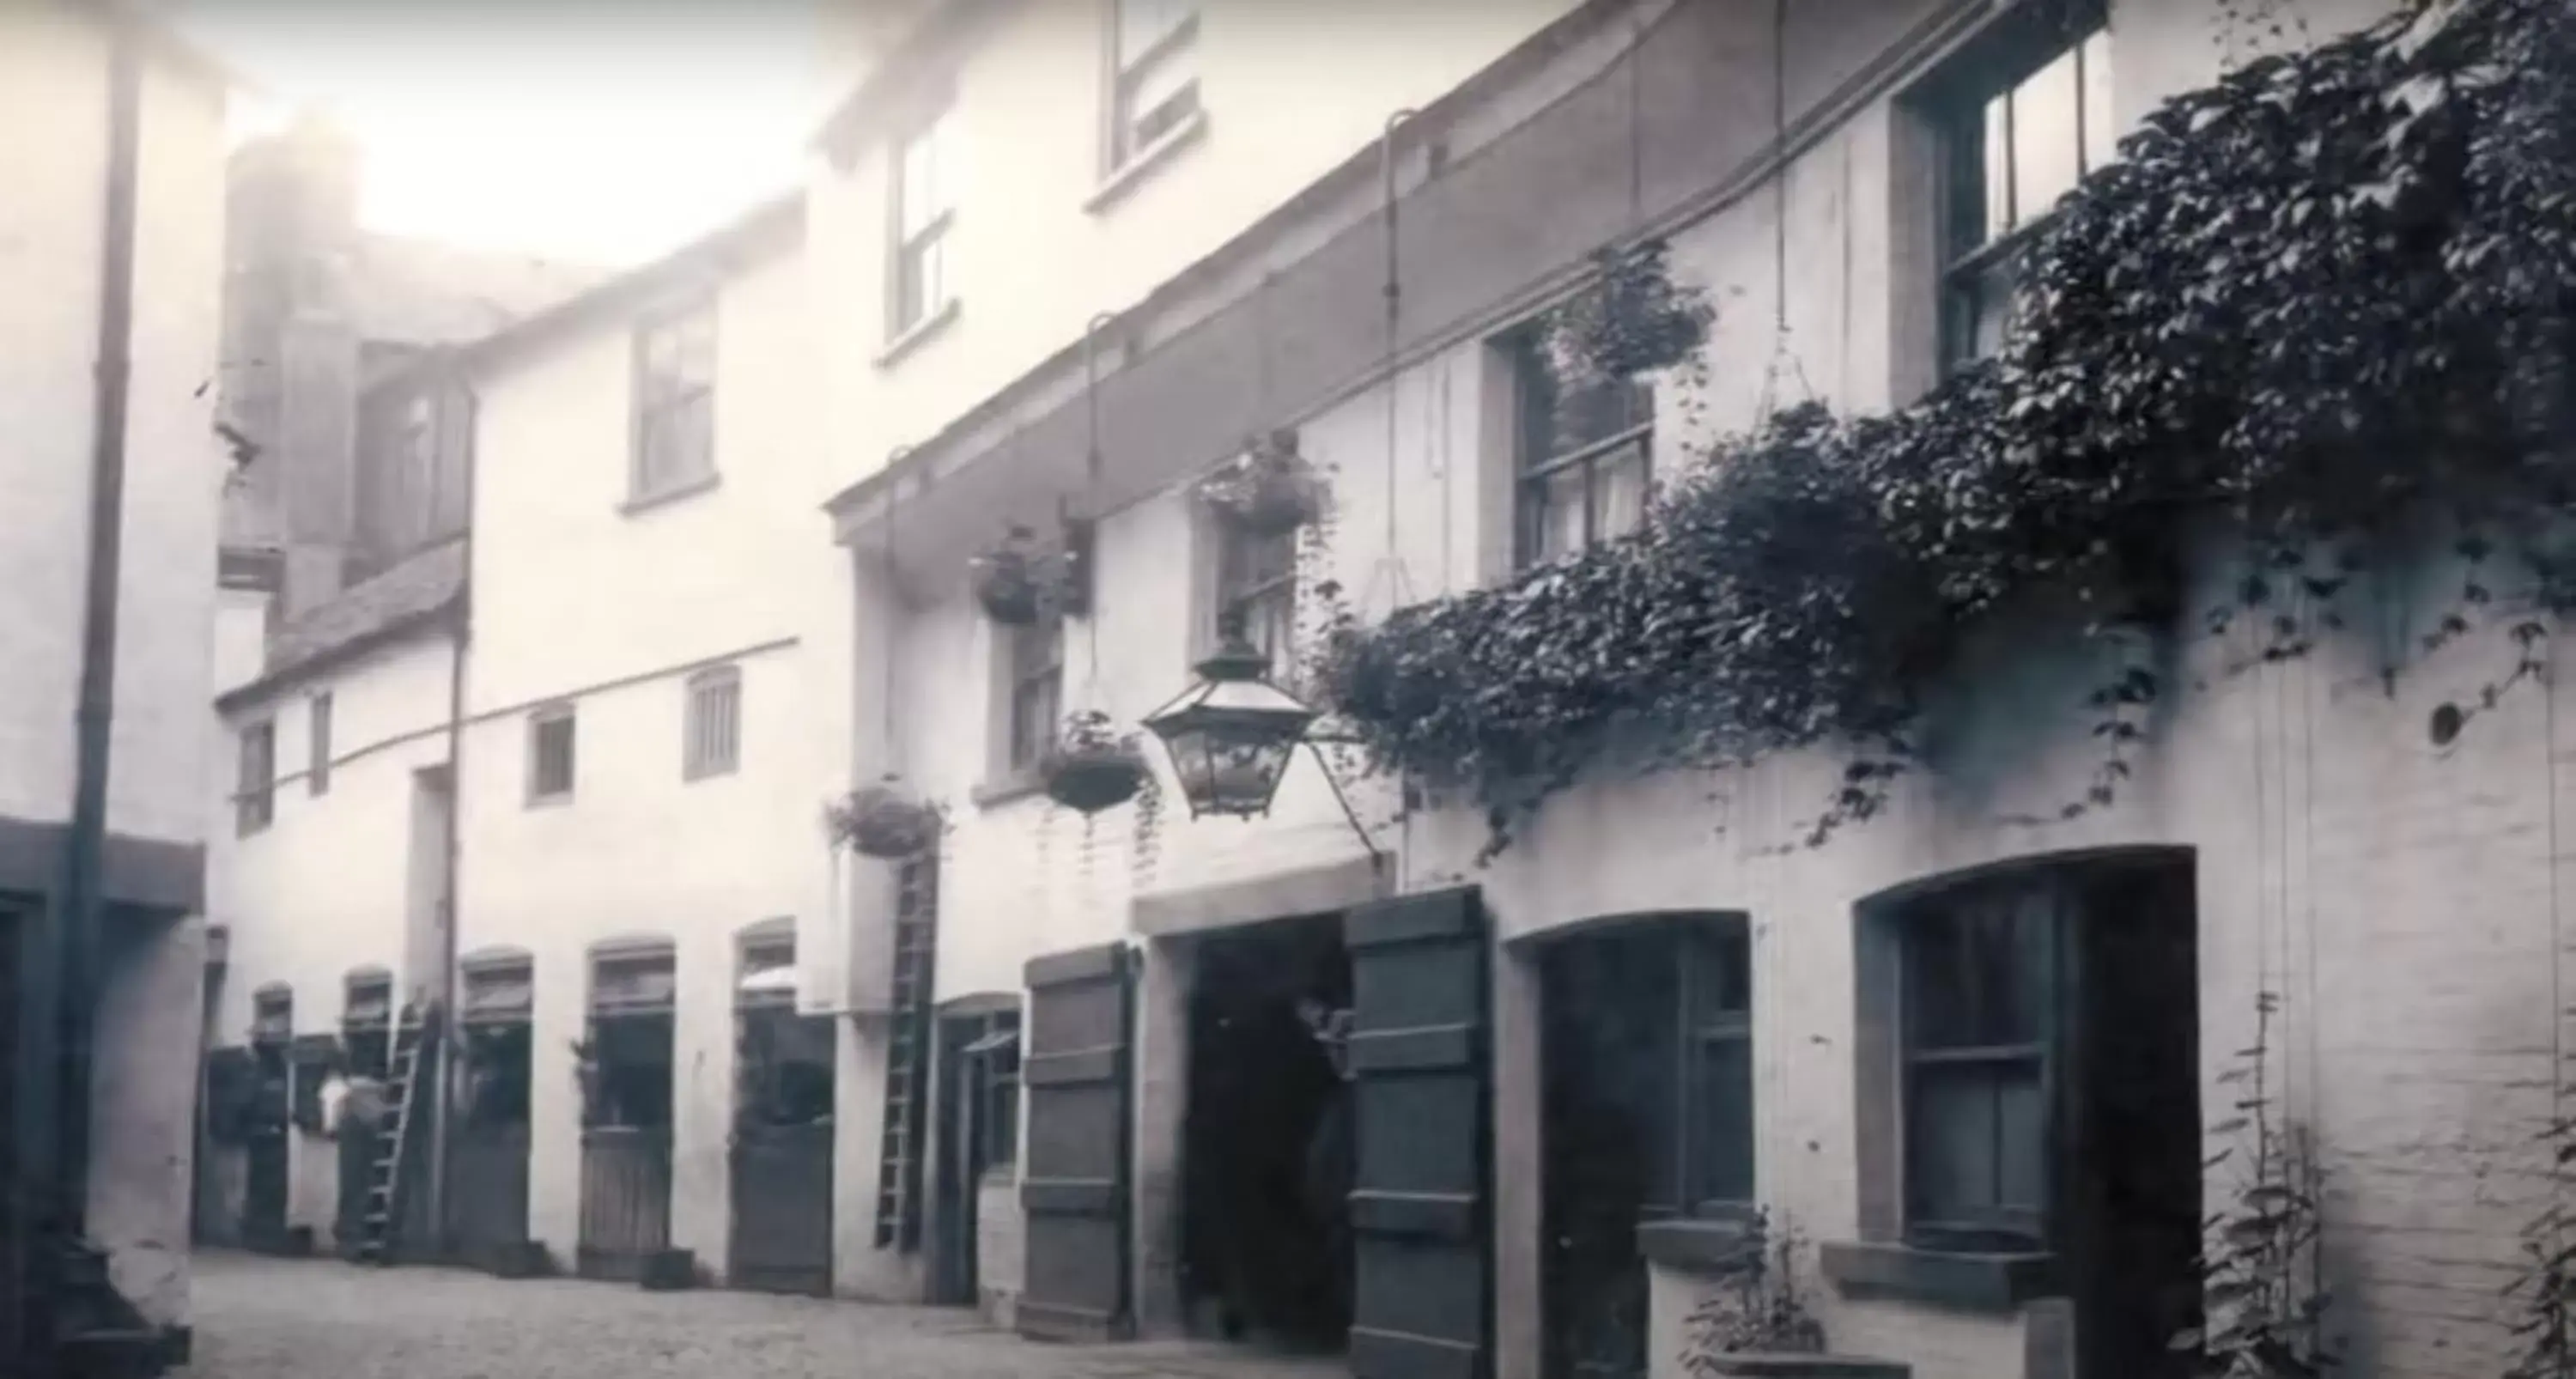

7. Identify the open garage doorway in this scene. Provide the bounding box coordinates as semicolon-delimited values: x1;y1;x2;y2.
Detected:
1180;912;1353;1355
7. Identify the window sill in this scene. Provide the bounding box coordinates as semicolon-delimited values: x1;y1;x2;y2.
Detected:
1817;1240;2060;1312
1637;1216;1762;1275
524;792;574;811
1084;108;1209;216
620;472;720;517
970;766;1047;810
875;297;960;370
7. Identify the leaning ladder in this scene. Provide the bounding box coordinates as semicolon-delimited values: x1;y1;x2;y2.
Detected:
872;852;940;1250
354;1013;431;1265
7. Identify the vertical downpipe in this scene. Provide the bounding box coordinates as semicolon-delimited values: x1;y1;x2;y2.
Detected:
58;0;146;1249
427;362;477;1258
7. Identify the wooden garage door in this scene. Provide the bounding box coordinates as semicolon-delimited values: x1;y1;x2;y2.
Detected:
1345;887;1491;1379
1018;943;1132;1342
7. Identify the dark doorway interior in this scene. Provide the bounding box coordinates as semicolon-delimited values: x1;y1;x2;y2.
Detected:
729;1000;835;1296
2068;860;2202;1379
1540;917;1751;1379
1181;913;1352;1354
453;1016;532;1270
932;1003;1020;1309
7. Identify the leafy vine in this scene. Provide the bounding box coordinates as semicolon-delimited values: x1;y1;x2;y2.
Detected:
1315;0;2576;855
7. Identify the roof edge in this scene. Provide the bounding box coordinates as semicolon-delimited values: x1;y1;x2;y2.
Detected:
216;598;462;715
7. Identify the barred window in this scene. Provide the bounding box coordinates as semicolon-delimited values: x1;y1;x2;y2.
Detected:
684;666;742;781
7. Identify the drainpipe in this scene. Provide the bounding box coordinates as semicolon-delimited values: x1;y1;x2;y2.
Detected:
425;359;477;1259
56;0;147;1246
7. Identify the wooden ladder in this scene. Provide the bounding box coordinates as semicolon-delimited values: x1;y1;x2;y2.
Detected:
354;1014;431;1266
872;853;939;1250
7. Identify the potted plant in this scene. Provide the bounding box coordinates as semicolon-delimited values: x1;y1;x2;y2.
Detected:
1196;429;1324;536
825;780;943;860
1545;240;1714;385
1042;709;1150;814
972;523;1045;625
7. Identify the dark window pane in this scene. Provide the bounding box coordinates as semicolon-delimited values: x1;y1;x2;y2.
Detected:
1692;1032;1753;1206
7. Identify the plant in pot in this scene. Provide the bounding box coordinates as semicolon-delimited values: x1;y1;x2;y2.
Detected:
1196;429;1325;536
1545;240;1714;386
971;523;1046;625
824;780;943;860
1042;709;1150;814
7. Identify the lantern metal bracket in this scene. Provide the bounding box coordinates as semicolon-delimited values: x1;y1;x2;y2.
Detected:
1303;739;1386;872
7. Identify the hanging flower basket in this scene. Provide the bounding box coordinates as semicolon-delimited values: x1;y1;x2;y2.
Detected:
1042;710;1150;814
972;524;1045;626
824;782;943;860
1545;240;1714;385
1196;430;1324;536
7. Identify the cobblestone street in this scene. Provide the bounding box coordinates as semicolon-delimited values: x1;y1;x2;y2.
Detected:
178;1253;1342;1379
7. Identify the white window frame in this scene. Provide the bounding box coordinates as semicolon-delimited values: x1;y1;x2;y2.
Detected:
1508;329;1654;568
1213;520;1296;683
683;665;743;781
1004;613;1065;775
527;703;577;805
631;301;718;503
890;103;956;342
1929;15;2115;374
1104;0;1200;175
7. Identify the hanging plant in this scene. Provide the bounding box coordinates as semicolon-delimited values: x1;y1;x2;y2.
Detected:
1042;709;1149;814
824;780;944;860
1545;240;1715;386
971;523;1046;625
1197;429;1326;536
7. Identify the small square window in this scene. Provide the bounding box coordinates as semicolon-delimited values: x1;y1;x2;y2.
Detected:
1108;0;1200;173
633;304;717;501
1509;330;1653;568
236;720;276;835
528;706;576;804
308;692;333;797
683;666;742;781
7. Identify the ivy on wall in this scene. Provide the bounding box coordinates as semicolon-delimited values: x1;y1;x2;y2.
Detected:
1314;0;2576;854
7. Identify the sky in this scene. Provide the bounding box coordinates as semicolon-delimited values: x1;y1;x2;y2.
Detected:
167;2;866;267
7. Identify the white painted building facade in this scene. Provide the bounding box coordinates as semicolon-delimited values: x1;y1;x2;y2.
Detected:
808;0;2559;1377
0;1;229;1363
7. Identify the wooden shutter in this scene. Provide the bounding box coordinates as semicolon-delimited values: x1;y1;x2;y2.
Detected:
1017;943;1133;1342
1345;886;1491;1379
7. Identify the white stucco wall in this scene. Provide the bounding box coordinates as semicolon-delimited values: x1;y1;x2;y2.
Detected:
841;0;2543;1374
0;3;226;847
809;0;1582;504
454;233;887;1291
204;630;456;1248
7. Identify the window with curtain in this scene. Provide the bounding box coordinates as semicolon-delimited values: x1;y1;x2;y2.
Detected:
891;103;955;337
1215;520;1295;680
1937;20;2115;370
1510;330;1653;568
1109;0;1200;172
633;301;717;500
683;665;742;781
